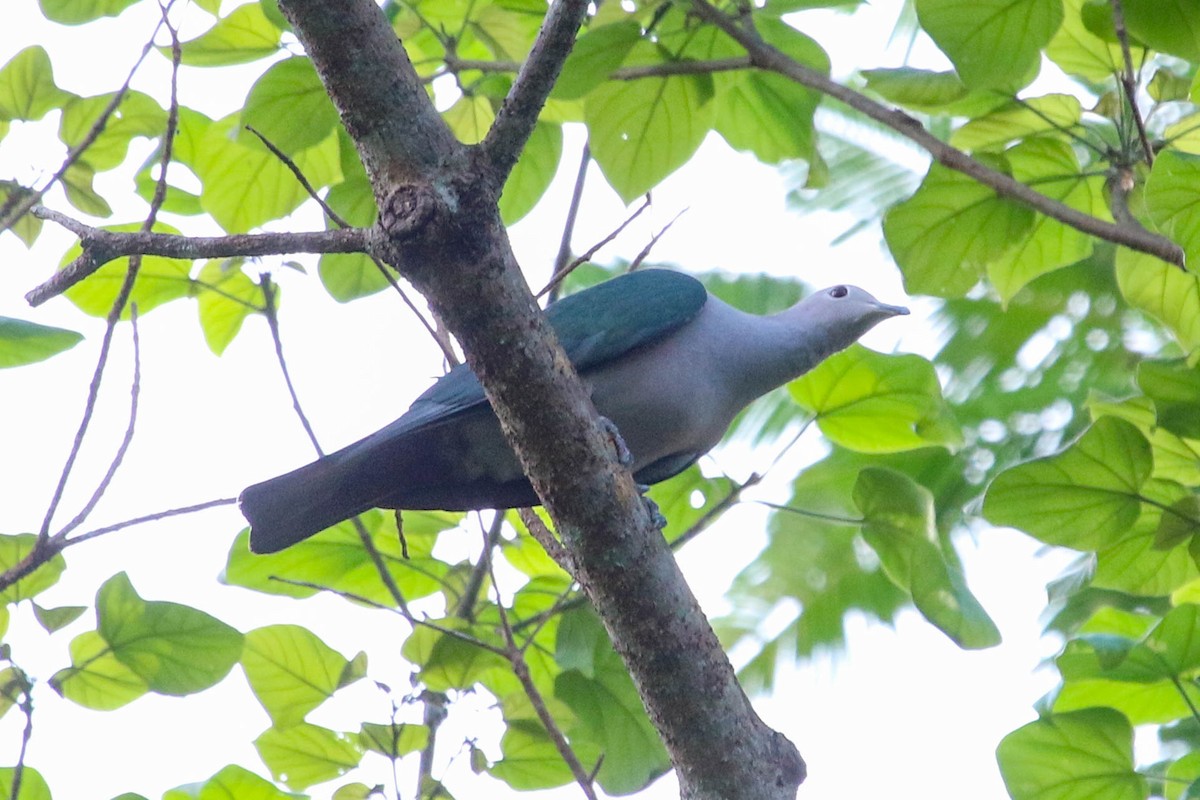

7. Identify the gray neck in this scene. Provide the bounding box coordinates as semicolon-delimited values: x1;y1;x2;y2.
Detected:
707;299;828;405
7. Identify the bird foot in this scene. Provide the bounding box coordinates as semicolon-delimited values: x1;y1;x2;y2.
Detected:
636;484;667;530
598;415;634;467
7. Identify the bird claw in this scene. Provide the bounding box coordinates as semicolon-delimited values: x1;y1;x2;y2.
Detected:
636;484;667;530
598;415;634;467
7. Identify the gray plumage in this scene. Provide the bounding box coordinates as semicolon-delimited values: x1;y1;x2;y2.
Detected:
240;270;907;553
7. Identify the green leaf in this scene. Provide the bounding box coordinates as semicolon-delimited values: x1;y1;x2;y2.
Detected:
0;533;66;603
853;467;1000;648
195;764;298;800
554;609;669;795
242;57;340;154
1140;360;1200;439
193;116;343;233
1116;249;1200;357
1046;0;1124;82
401;622;508;692
500;121;562;224
884;163;1035;297
862;67;971;112
61;161;112;217
585;42;716;203
242;624;366;728
0;182;40;246
789;344;961;453
38;0;139;24
1121;0;1200;61
442;95;495;145
915;0;1063;91
552;21;640;100
950;95;1082;153
0;317;83;368
984;417;1153;550
359;722;429;758
1145;151;1200;268
712;20;828;164
489;720;582;791
997;708;1146;800
195;260;261;355
319;176;385;302
223;510;456;606
0;766;51;800
95;572;243;695
255;723;362;790
986;138;1101;303
62;223;193;319
51;630;149;710
179;3;282;66
0;46;74;121
32;602;87;633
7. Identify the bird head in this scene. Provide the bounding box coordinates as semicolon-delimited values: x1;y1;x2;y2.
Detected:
794;283;910;352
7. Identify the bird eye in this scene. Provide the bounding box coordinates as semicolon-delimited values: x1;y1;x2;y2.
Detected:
829;285;848;298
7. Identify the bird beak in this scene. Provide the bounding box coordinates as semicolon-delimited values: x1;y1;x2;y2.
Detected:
880;302;910;317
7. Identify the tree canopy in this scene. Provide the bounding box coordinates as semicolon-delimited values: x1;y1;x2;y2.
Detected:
3;0;1200;798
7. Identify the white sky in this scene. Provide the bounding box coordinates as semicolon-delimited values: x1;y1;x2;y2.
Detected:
0;2;1072;799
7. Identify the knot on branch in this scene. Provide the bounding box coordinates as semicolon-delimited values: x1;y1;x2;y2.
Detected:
380;183;441;242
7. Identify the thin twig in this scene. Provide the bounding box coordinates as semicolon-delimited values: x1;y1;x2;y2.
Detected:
517;508;575;575
261;275;325;456
56;306;142;539
547;142;592;303
8;670;33;800
485;530;598;800
65;497;238;545
1110;0;1155;166
689;0;1185;268
455;512;506;621
446;55;752;82
628;208;687;271
536;197;652;298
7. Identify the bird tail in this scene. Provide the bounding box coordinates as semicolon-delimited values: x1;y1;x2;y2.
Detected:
240;454;376;554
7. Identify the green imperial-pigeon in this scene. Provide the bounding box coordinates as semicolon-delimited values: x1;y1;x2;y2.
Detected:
241;269;908;553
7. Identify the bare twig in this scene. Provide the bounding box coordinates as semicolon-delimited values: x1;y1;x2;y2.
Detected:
261;275;325;456
8;669;33;800
485;530;598;800
536;197;651;298
26;209;371;306
455;512;506;621
547;142;592;303
690;0;1185;268
1110;0;1154;166
628;208;686;271
517;508;575;575
56;306;143;539
65;497;238;545
446;55;752;81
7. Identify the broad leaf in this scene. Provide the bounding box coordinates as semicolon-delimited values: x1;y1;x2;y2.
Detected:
0;46;74;121
179;3;281;66
0;533;66;603
242;624;367;728
242;57;340;154
790;344;961;453
0;317;82;367
984;417;1153;550
853;467;1000;648
997;708;1145;800
254;723;362;790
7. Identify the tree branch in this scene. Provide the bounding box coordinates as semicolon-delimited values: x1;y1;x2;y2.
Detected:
482;0;591;177
690;0;1185;269
25;208;371;306
280;1;804;797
